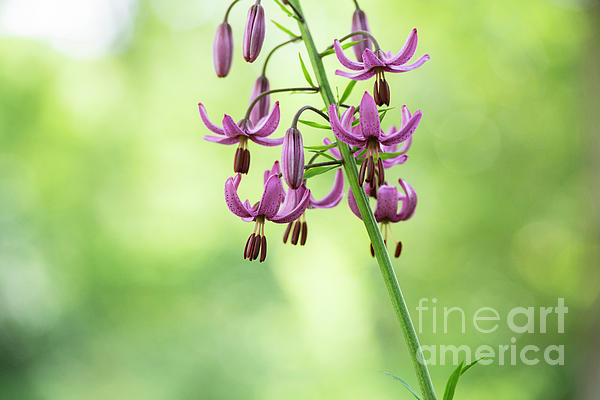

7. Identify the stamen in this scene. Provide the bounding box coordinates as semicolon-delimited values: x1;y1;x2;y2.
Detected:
291;220;301;245
358;159;367;185
252;234;261;260
366;156;375;184
283;222;292;243
260;235;267;262
242;148;251;173
394;241;403;258
300;221;308;246
234;147;243;173
377;157;385;186
244;233;255;259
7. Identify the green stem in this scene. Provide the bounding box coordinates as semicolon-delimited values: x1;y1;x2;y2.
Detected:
304;160;341;169
288;1;437;399
244;87;319;121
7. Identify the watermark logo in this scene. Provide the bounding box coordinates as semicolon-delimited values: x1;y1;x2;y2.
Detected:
415;297;568;366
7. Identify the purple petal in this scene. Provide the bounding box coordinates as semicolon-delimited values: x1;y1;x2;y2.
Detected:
361;48;385;69
225;175;253;219
380;110;422;146
334;39;364;71
310;169;344;209
248;101;280;137
250;135;284;146
323;137;341;159
401;105;412;127
213;22;233;78
264;160;281;185
270;187;311;224
198;103;225;135
373;184;400;222
222;115;246;137
328;105;367;147
383;28;418;66
256;175;285;219
243;3;266;63
351;9;372;61
249;75;270;125
385;54;430;73
382;154;408;169
359;91;382;139
335;69;376;81
394;179;417;221
347;188;362;219
203;135;241;145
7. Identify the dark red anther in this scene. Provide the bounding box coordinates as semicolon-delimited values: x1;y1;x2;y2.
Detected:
379;77;390;106
394;241;403;258
300;221;307;246
241;149;251;174
234;147;243;173
245;233;256;259
259;235;267;262
252;234;261;260
366;156;375;183
291;220;301;245
283;222;292;243
358;158;367;185
377;157;385;186
373;79;381;107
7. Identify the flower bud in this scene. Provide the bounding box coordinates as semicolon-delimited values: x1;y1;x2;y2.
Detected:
249;75;270;125
281;127;304;190
213;22;233;77
243;2;266;63
351;9;372;62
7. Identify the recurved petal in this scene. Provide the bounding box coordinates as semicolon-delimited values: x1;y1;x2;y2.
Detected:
361;48;385;69
264;160;281;185
382;154;408;169
310;169;344;209
373;184;400;222
256;174;285;219
383;28;418;66
248;101;280;137
225;175;253;219
386;54;430;73
359;91;382;139
335;69;377;81
223;115;246;137
380;110;422;146
250;135;284;146
271;186;311;224
394;179;417;221
198;103;225;135
203;135;241;145
347;188;362;219
333;39;365;70
328;104;366;147
323;137;342;159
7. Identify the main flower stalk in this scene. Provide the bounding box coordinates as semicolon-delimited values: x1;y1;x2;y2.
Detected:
288;1;437;399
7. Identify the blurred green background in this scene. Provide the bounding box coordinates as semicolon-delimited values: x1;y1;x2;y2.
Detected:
1;0;598;399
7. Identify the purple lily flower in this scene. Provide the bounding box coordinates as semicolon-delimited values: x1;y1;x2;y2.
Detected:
225;162;311;262
281;127;305;190
348;178;417;257
198;101;283;174
328;92;422;189
213;22;234;78
249;75;270;125
283;169;345;246
351;8;371;62
243;1;266;63
334;28;430;105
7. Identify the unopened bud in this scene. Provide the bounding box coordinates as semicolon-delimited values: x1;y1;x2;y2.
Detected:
213;22;233;78
281;127;304;190
351;9;372;62
243;2;266;63
249;75;270;125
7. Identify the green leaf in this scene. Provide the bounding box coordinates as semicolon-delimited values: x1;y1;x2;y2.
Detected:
339;80;357;104
379;151;406;160
298;53;315;87
443;361;464;400
379;110;388;122
308;150;338;162
298;119;331;130
303;165;339;179
272;0;293;17
303;143;337;151
271;20;298;38
461;358;485;375
382;372;423;400
320;40;365;57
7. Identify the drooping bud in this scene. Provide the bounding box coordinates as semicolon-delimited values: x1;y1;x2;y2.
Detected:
243;2;266;63
213;22;233;78
351;9;372;62
281;127;305;190
249;75;270;125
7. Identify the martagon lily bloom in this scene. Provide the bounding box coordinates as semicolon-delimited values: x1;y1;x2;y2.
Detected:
199;101;283;174
282;169;345;246
348;178;417;257
225;161;311;262
334;28;430;106
328;91;421;188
